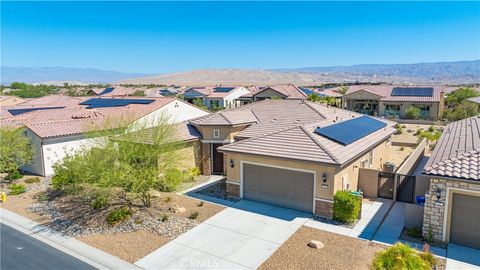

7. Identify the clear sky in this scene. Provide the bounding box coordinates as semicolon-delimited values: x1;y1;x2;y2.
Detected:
2;1;479;74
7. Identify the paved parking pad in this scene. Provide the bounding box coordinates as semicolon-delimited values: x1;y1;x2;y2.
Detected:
136;200;311;270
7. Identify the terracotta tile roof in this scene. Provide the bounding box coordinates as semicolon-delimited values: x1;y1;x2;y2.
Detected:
118;122;201;144
19;95;83;107
345;85;446;102
423;116;480;181
184;86;248;98
219;113;395;165
253;84;307;99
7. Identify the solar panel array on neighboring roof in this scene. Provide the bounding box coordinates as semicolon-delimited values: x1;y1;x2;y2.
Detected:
98;87;114;96
391;87;433;97
300;87;315;95
315;116;387;145
8;106;66;116
79;98;154;109
213;87;235;93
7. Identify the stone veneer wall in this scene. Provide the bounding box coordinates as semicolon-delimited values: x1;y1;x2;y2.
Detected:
226;182;240;198
423;178;480;242
201;143;211;176
315;200;333;219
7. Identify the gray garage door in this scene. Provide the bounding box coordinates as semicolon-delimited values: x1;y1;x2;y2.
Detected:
450;193;480;249
243;163;314;213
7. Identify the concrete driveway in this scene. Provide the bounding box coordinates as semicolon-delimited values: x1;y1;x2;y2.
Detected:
135;200;311;270
446;244;480;270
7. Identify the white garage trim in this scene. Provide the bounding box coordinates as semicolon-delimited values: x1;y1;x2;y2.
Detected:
442;187;480;242
239;161;316;213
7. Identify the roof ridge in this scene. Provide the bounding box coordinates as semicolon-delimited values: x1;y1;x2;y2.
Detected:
218;111;233;124
220;124;303;149
303;101;327;119
299;125;340;164
249;108;261;123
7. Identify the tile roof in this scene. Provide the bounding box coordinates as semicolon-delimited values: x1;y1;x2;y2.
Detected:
423;116;480;181
345;85;446;103
1;96;179;139
118;122;202;144
219;113;395;165
184;86;248;98
467;96;480;104
253;84;307;99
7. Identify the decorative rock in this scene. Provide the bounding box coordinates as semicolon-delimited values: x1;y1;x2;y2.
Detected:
169;205;187;213
308;240;324;249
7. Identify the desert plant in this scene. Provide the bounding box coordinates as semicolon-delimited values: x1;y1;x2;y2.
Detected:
36;193;49;202
189;211;199;220
426;227;434;243
197;201;204;207
164;196;173;203
161;214;169;222
158;168;184;192
371;242;434;270
0;127;33;178
91;194;109;210
400;146;405;151
333;191;361;224
9;183;26;195
107;207;132;225
405;227;423;239
405;106;421;120
25;177;40;184
4;170;22;181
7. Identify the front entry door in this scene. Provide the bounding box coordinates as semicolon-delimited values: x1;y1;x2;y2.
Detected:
212;144;224;174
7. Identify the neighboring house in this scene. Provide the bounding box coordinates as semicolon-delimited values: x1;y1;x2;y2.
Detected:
421;116;480;249
1;96;209;176
236;84;308;104
146;87;183;97
183;86;250;109
88;85;145;97
342;85;446;120
0;96;26;106
189;99;396;218
467;96;480;104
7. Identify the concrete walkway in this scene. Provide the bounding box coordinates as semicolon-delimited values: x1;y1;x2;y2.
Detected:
446;244;480;270
372;202;405;245
135;200;311;270
304;198;392;240
0;208;140;270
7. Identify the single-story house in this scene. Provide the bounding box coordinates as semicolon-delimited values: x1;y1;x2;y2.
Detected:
1;95;209;176
87;85;146;97
421;116;480;249
342;85;446;120
188;99;396;218
183;86;251;109
236;84;308;104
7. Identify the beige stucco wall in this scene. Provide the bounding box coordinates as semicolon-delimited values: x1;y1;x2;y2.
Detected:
254;89;286;100
175;142;200;171
423;178;480;242
224;138;391;201
379;102;441;120
358;168;379;198
196;125;249;142
344;90;382;102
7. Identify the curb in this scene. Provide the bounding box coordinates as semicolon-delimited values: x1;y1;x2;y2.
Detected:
0;208;143;270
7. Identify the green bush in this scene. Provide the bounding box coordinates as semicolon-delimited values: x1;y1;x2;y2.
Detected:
405;227;423;239
25;177;40;184
405;106;421;120
36;193;49;202
106;207;132;225
9;183;26;195
5;171;22;180
184;167;201;181
189;211;199;220
161;214;169;222
158;168;184;192
333;191;361;224
91;195;109;210
371;242;435;270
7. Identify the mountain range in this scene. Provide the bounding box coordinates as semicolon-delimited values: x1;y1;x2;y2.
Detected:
2;60;479;86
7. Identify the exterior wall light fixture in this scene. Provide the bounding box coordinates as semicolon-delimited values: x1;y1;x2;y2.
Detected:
322;173;327;183
229;159;235;168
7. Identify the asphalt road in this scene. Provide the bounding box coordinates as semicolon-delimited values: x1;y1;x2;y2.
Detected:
1;223;96;270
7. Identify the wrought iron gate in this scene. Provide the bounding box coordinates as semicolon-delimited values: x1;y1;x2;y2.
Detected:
378;172;395;199
396;174;416;203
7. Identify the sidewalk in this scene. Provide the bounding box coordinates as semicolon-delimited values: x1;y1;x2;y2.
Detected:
0;208;141;270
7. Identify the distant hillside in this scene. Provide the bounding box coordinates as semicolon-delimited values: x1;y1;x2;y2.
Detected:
120;60;480;86
1;66;149;85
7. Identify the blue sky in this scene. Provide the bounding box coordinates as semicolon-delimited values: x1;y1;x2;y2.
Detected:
2;1;479;74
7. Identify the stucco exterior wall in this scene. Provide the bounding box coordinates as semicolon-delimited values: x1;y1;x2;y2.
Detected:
253;89;286;100
223;87;251;108
358;168;379;198
379;102;441;120
21;129;44;176
422;178;480;242
196;125;248;142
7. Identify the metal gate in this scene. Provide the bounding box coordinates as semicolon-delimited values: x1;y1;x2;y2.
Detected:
396;174;416;203
378;172;395;199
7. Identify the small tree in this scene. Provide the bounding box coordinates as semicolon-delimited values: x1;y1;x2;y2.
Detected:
307;93;321;103
337;85;348;95
371;242;436;270
405;106;421;120
443;101;479;121
0;127;33;177
446;87;479;106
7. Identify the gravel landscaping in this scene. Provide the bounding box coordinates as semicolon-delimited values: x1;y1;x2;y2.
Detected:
194;181;240;202
259;226;446;270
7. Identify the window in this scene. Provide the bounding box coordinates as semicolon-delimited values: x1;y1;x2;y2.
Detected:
368;151;373;168
213;129;220;139
210;100;220;108
384;104;401;117
413;105;431;119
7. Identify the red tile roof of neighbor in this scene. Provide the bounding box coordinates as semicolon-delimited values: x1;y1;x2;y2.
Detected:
239;84;307;99
0;95;186;139
345;85;446;102
424;116;480;181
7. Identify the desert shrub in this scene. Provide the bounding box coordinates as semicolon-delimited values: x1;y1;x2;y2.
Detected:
158;168;184;192
91;194;109;210
333;191;361;224
161;214;169;222
405;227;423;239
371;242;434;270
184;167;201;181
9;183;26;195
197;201;204;207
25;177;40;184
5;170;22;181
164;196;172;203
189;211;199;220
107;207;132;225
36;193;48;202
395;124;403;134
400;146;405;151
0;127;33;176
405;106;421;120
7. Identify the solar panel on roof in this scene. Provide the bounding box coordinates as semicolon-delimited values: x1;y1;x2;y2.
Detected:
315;116;387;145
391;87;433;97
8;106;66;116
300;87;315;95
213;87;235;93
98;87;114;95
79;98;154;109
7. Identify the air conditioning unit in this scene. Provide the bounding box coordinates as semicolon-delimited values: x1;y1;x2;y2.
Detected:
383;162;396;173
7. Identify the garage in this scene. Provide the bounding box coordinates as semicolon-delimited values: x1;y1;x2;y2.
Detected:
449;193;480;249
243;163;314;213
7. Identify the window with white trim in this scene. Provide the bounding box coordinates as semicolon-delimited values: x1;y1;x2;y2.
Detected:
213;129;220;139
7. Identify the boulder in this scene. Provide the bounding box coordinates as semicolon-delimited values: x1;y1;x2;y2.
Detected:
170;205;187;213
308;240;324;249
